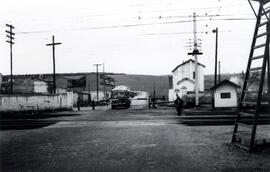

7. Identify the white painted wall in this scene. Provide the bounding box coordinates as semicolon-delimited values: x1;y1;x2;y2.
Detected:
172;60;204;93
90;91;111;101
56;87;68;94
168;89;176;101
214;85;238;108
33;80;48;93
0;92;73;113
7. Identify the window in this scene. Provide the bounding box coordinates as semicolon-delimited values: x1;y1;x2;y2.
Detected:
220;92;231;99
193;71;195;79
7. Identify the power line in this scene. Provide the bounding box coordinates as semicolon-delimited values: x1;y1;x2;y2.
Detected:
15;17;255;35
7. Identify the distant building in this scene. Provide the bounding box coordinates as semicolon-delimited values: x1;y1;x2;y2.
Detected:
169;59;205;101
1;78;49;94
210;79;240;108
0;73;2;92
2;73;115;101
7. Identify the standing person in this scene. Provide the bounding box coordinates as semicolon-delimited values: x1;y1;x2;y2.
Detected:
77;96;81;111
148;96;152;108
91;100;95;110
174;94;183;115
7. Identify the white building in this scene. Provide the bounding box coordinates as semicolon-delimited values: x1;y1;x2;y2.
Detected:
169;59;205;101
33;79;49;94
210;79;240;108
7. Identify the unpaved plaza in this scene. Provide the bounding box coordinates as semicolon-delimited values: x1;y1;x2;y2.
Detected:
1;107;270;172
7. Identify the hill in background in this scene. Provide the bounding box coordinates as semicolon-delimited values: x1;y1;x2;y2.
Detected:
109;73;242;100
108;74;171;100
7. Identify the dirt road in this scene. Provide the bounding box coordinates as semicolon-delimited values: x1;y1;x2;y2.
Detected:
0;107;269;171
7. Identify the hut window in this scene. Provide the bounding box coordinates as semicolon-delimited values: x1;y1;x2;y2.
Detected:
220;92;231;99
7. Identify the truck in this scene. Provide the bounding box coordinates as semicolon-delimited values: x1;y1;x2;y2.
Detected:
110;85;133;109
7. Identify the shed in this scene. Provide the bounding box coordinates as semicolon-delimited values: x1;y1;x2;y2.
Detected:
210;79;240;108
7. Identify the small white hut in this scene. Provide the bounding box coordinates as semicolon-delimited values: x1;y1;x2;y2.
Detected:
210;79;240;108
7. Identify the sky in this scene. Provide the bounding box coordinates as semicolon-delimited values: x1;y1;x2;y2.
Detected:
0;0;260;75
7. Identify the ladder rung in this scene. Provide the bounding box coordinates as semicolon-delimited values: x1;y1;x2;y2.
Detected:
251;55;264;60
253;43;266;49
232;142;250;151
237;122;253;128
239;112;255;117
242;101;269;106
249;67;262;71
246;79;259;82
261;8;270;16
258;21;268;27
242;101;257;105
244;90;258;94
255;32;267;38
233;132;251;149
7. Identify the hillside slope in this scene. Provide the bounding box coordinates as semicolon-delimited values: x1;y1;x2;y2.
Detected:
108;74;170;100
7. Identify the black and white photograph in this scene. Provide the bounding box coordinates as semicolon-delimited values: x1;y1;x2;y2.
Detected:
0;0;270;171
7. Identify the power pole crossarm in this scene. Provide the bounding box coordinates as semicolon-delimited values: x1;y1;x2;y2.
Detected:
6;24;15;94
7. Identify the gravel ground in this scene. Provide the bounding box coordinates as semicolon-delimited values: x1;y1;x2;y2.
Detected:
0;107;270;172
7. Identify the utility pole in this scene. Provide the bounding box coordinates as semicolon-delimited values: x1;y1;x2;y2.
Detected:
5;24;15;94
188;12;203;106
93;64;102;101
103;63;106;100
46;35;62;94
153;81;156;108
212;27;218;86
218;61;221;83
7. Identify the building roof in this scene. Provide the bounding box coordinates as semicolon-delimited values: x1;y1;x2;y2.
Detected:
172;59;205;73
176;78;195;85
210;79;240;90
60;75;85;80
112;85;131;91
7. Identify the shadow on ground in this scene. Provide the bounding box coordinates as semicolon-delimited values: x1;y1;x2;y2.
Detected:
0;112;81;130
0;119;58;130
0;112;80;119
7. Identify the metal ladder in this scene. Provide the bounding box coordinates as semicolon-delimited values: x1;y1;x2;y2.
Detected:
232;0;270;152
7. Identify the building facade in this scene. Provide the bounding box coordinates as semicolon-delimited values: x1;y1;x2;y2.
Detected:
169;59;205;101
1;73;115;101
210;79;240;108
1;78;49;94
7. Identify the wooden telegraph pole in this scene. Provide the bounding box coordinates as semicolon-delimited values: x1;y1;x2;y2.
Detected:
212;27;218;86
46;35;62;94
218;61;221;83
188;12;203;106
93;64;102;101
5;24;15;94
103;63;106;100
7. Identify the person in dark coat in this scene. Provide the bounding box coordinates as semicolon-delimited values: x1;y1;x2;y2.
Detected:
91;100;96;110
174;94;183;115
77;96;81;111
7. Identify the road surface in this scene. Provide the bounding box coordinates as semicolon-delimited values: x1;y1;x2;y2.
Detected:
1;107;270;171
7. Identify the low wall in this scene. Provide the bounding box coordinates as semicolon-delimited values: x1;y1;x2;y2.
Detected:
0;92;73;113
